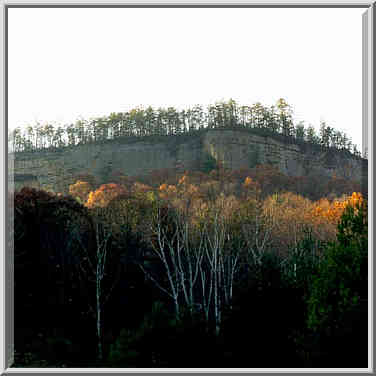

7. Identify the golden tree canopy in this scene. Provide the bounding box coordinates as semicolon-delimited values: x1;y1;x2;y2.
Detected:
86;183;127;208
69;180;93;203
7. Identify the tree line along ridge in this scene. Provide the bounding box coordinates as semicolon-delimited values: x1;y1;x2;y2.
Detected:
9;99;364;158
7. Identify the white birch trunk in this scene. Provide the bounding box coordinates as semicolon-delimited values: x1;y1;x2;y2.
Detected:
72;220;111;362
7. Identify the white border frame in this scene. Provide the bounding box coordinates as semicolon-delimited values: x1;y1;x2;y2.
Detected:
1;1;374;374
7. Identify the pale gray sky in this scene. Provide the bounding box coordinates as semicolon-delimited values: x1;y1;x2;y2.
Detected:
8;7;364;148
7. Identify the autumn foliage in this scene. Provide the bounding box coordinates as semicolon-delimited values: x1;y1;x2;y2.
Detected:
69;180;93;204
86;183;128;208
62;162;368;288
13;100;368;367
66;166;366;257
15;162;368;367
313;192;364;225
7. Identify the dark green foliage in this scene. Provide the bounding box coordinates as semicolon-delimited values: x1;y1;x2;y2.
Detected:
222;252;305;367
337;200;368;248
200;152;218;173
11;100;361;159
108;302;176;367
305;202;368;367
109;302;220;367
281;230;324;295
307;202;367;333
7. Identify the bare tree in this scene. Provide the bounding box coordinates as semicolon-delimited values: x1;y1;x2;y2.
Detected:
203;212;225;335
177;220;205;316
201;210;241;335
220;234;240;310
140;205;181;319
241;200;276;267
141;202;241;335
70;219;116;361
140;205;204;320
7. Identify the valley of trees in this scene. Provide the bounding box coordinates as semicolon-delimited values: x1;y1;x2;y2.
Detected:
12;159;368;367
9;99;364;158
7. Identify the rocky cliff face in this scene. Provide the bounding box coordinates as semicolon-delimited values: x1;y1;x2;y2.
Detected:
10;129;367;193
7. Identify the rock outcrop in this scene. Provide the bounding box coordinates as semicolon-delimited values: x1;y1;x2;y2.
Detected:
10;129;367;193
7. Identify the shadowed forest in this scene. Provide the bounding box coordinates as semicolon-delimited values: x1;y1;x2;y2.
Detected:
11;100;368;368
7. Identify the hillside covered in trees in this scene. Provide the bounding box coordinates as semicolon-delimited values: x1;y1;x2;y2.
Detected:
12;170;368;367
11;99;368;368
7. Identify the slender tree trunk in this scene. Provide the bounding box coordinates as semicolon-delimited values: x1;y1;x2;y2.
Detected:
174;298;180;320
96;276;103;361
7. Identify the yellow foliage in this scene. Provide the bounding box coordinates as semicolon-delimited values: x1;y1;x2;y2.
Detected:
263;192;337;253
132;182;152;194
241;176;261;199
85;183;127;208
167;185;177;193
313;192;364;225
214;193;240;222
158;184;178;200
243;176;253;187
69;180;92;203
178;175;188;186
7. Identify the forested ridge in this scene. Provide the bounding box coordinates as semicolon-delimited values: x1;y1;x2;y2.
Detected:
11;98;367;368
9;99;364;158
12;156;368;367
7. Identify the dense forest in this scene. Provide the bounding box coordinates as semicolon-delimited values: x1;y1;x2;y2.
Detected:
9;99;364;158
12;153;368;367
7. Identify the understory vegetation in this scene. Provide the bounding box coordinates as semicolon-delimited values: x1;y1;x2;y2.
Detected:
12;162;368;368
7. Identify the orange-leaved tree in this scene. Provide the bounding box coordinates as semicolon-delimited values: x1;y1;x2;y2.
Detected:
86;183;127;208
158;183;178;201
242;176;261;199
69;180;93;204
262;192;336;255
313;192;364;225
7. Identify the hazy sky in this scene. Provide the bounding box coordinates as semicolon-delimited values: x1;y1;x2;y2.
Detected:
8;7;364;148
